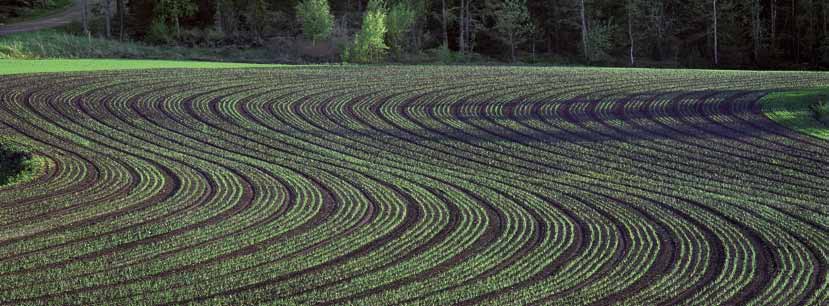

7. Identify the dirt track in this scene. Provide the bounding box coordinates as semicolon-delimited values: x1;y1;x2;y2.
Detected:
0;0;82;36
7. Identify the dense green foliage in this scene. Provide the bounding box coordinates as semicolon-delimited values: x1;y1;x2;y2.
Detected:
0;65;827;304
158;0;197;32
491;0;532;62
385;1;416;57
295;0;333;44
6;0;825;67
584;20;613;63
0;140;41;186
344;0;388;63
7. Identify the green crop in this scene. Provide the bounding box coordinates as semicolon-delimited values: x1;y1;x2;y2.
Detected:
0;65;826;305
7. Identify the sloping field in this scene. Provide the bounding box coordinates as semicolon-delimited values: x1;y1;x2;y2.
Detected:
0;66;827;305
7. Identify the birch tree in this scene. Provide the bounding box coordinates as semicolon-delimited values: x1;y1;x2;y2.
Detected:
459;0;467;53
770;0;777;52
626;0;640;65
104;0;112;38
295;0;334;44
82;0;89;37
713;0;719;65
579;0;588;60
441;0;448;47
116;0;125;40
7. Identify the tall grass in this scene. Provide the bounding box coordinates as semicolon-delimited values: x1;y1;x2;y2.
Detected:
0;30;277;62
0;30;180;59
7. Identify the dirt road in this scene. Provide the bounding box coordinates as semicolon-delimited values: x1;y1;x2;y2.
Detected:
0;0;82;36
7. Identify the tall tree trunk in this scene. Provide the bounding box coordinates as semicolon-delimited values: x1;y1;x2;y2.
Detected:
463;0;472;52
117;0;125;40
771;0;777;52
627;0;634;66
651;2;666;61
580;0;588;60
821;2;829;35
809;0;816;63
458;0;465;53
215;0;223;33
105;0;112;39
82;0;89;37
752;0;761;63
510;33;516;62
822;2;829;35
550;0;559;53
442;0;448;47
713;0;719;65
794;0;800;62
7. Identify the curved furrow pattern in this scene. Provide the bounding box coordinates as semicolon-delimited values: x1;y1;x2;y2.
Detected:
0;66;826;305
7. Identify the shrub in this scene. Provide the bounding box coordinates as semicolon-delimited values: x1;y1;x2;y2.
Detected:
343;0;388;63
812;96;829;123
0;141;37;186
295;0;334;44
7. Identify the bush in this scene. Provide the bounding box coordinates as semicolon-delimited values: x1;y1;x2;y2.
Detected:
295;0;334;44
0;141;37;186
812;96;829;123
343;0;388;63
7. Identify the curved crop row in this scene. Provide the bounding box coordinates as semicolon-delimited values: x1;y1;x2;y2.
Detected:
0;66;826;305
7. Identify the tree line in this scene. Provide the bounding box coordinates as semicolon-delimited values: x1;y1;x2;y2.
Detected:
74;0;829;68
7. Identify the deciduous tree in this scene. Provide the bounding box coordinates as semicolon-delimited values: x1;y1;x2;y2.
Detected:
296;0;334;44
492;0;532;62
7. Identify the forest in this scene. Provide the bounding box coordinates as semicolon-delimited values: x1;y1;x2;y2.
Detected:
5;0;829;68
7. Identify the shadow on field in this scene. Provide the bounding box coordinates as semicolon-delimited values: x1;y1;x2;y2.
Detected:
285;90;792;146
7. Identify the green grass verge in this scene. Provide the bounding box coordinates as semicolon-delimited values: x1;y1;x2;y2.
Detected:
0;59;284;75
762;88;829;140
